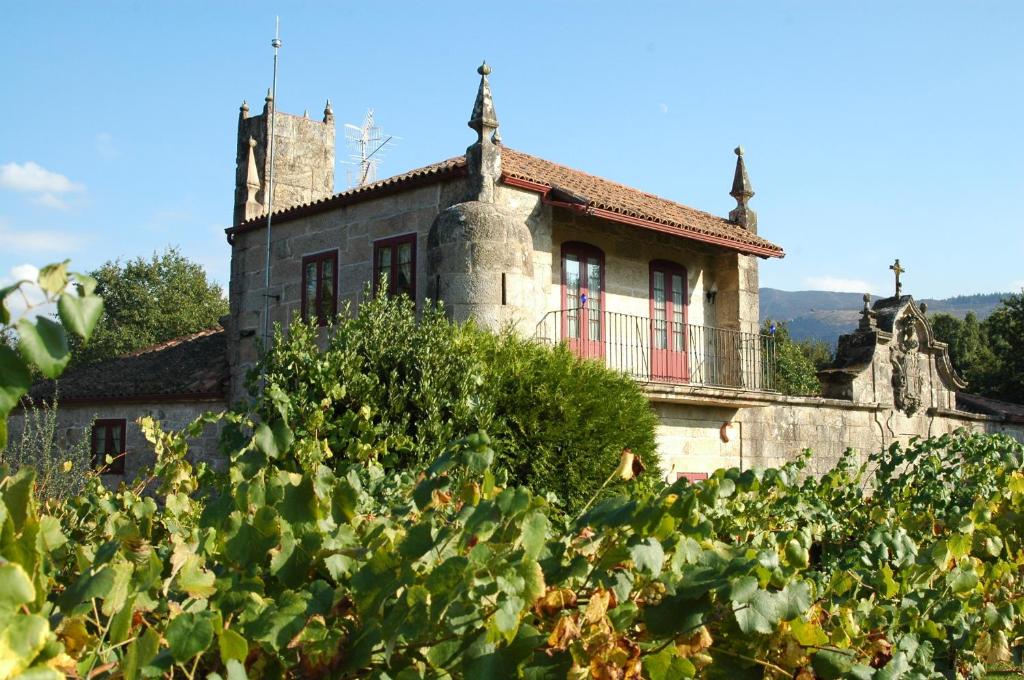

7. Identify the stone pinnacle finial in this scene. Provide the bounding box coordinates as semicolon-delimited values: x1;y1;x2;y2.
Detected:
239;100;250;119
263;88;274;114
465;61;503;204
859;293;877;330
468;60;499;137
244;136;262;220
728;145;757;232
323;99;334;124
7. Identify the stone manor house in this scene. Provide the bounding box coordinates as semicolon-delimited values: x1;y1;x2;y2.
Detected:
12;64;1024;481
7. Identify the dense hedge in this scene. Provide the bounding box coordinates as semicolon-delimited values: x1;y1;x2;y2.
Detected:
249;292;661;512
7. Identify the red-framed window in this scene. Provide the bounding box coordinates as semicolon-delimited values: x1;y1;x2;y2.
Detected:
91;419;126;475
649;260;689;381
301;250;338;326
561;242;605;358
373;234;416;300
676;471;708;483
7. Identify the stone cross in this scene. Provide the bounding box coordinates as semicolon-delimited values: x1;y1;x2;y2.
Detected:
889;259;905;297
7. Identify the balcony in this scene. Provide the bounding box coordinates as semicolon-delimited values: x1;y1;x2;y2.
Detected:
534;308;777;392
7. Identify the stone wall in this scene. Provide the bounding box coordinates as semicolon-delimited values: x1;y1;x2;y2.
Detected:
649;391;1024;482
5;399;225;483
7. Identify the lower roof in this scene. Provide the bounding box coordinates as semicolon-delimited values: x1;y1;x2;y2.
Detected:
26;326;228;405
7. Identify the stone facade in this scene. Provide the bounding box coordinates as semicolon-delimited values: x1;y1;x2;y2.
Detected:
5;399;225;483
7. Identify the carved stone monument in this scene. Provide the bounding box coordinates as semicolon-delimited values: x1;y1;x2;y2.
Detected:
819;294;966;413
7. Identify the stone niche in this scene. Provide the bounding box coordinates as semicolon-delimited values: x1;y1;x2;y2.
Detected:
818;295;965;413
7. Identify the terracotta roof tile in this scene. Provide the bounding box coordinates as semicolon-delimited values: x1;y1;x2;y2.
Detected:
27;327;228;404
500;149;783;257
228;148;784;257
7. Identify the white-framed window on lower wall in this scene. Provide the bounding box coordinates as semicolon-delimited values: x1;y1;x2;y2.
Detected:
91;418;126;475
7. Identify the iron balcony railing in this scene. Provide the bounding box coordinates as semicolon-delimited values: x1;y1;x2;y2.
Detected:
534;308;777;391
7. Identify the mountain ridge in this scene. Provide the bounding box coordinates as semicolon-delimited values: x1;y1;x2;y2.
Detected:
759;288;1011;347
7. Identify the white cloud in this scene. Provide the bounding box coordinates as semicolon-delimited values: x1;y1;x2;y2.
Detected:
95;132;120;159
0;161;84;194
0;220;87;254
0;264;49;323
31;193;70;211
803;276;877;294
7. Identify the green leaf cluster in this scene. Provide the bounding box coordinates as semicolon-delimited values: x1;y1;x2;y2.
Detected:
0;261;103;448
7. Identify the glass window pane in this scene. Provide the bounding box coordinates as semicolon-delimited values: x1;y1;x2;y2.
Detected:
587;259;602;341
320;259;334;319
564;255;580;338
397;243;413;296
304;262;317;317
112;424;123;451
377;246;392;290
671;274;684;350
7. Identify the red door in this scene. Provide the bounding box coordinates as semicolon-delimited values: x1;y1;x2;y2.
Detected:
650;262;688;381
562;244;604;359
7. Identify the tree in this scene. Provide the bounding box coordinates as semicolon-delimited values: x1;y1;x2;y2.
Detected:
69;247;227;366
981;292;1024;403
763;319;822;396
930;312;996;390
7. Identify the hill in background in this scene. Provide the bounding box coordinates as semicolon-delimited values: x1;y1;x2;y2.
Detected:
760;289;1010;348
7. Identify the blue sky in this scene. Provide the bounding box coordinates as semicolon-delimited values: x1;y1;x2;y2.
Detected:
3;2;1022;302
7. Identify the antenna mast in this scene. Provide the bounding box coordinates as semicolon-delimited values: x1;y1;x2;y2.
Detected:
344;109;395;187
262;17;281;350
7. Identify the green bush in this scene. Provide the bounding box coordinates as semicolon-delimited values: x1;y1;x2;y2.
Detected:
250;289;661;511
764;320;822;396
480;332;661;511
0;396;94;502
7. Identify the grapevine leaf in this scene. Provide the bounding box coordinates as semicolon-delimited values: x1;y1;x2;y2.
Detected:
166;612;214;663
58;293;103;340
520;511;549;561
37;261;68;295
16;317;70;379
628;537;664;576
0;345;32;420
218;628;248;664
0;563;36;610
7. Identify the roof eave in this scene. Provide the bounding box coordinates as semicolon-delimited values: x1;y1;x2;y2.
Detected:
225;165;468;239
501;175;785;259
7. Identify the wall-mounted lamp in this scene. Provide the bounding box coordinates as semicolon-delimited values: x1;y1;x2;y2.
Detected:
705;283;718;305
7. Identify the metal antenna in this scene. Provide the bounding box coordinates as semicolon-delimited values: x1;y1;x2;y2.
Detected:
262;17;282;351
344;108;395;188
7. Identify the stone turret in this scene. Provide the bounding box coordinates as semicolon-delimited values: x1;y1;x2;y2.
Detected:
427;62;535;330
233;93;336;225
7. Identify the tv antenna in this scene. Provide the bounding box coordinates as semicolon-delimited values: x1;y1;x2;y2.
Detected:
344;109;395;187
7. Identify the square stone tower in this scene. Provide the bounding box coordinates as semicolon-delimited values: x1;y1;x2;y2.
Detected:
233;94;335;225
